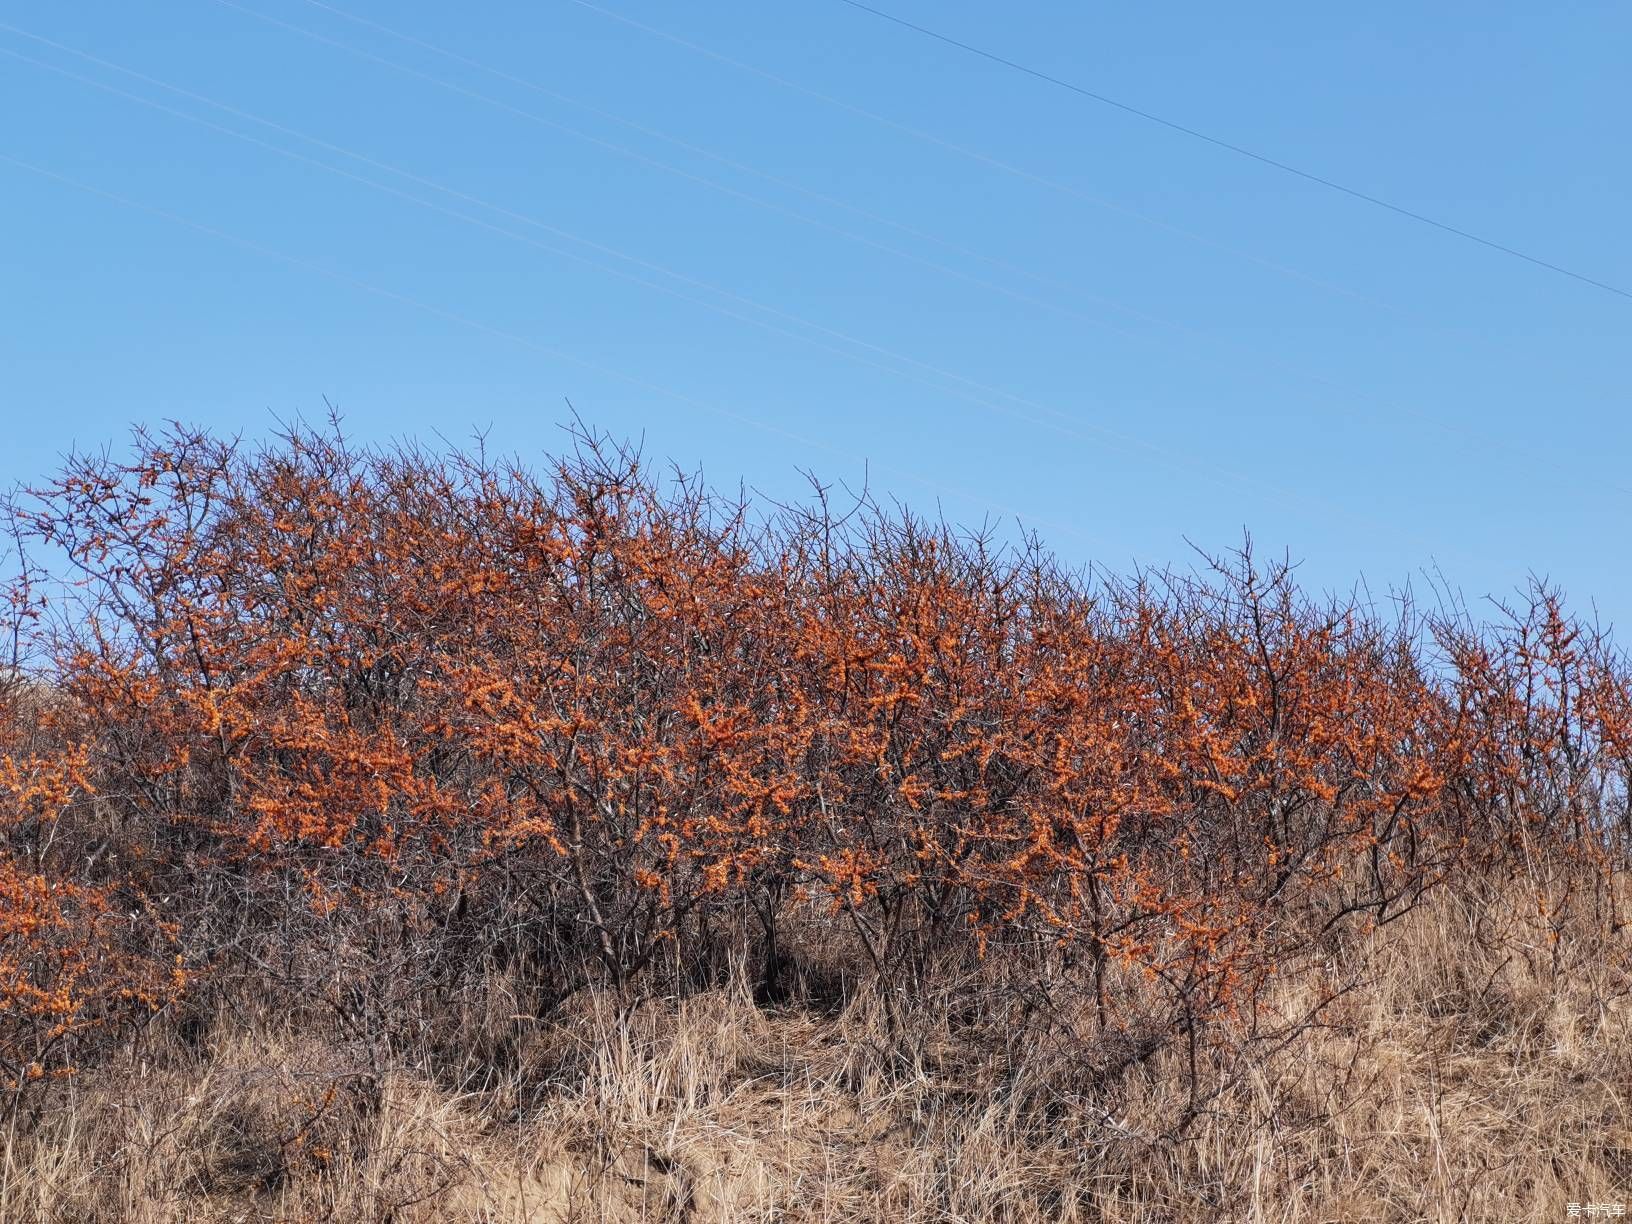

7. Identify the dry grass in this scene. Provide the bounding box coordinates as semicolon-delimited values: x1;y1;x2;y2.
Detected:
4;873;1630;1222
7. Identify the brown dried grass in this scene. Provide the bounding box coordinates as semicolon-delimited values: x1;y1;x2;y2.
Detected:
3;869;1628;1222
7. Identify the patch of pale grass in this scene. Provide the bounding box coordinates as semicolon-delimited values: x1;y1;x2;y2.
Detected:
4;873;1629;1221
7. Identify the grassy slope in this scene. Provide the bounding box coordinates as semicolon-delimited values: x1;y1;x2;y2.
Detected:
4;870;1629;1223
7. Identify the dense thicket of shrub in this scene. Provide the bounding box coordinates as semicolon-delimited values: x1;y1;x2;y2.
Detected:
3;422;1628;1120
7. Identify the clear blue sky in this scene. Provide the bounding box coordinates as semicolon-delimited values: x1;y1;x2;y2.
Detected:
3;2;1628;625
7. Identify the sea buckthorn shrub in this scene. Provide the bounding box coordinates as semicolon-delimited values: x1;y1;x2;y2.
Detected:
2;421;1627;1105
0;646;181;1098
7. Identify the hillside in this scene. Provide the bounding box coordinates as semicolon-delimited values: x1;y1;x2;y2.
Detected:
3;423;1629;1221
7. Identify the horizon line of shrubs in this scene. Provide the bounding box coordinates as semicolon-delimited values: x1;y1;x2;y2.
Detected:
3;420;1628;1116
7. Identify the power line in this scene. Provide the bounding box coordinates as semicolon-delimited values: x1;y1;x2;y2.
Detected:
552;0;1632;498
188;4;1281;369
827;0;1632;303
561;0;1399;315
8;14;1611;536
1;38;1316;518
245;0;1624;505
292;0;1409;321
0;149;1107;552
281;0;1527;376
163;4;1477;486
7;9;1610;555
25;11;1380;523
0;44;1157;476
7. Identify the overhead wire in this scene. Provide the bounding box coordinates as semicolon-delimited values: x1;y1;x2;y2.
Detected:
249;0;1508;415
0;31;1363;520
549;0;1632;497
191;3;1600;512
0;149;1108;551
827;0;1632;303
561;0;1406;313
289;0;1411;323
5;6;1601;569
7;15;1270;383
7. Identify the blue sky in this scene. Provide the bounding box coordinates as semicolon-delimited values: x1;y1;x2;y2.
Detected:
2;2;1628;625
